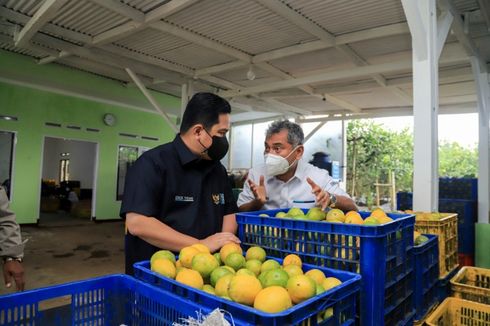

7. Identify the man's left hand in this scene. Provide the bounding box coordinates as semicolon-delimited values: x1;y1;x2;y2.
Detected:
3;260;25;291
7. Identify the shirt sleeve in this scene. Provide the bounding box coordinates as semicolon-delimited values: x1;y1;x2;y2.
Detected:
0;187;25;258
236;168;255;207
120;155;164;219
223;180;238;215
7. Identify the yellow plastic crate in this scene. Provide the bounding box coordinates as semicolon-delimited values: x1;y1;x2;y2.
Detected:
426;297;490;326
414;212;459;278
451;266;490;305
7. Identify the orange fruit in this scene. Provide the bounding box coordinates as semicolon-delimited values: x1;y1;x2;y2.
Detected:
236;268;256;277
305;269;326;285
254;286;292;313
245;259;262;276
202;284;215;295
283;264;304;278
286;275;316;304
225;252;246;271
345;211;364;224
191;243;211;253
245;246;266;262
262;268;289;288
151;258;176;279
191;252;219;278
220;243;242;262
322;277;342;291
175;268;203;289
228;275;262;306
150;250;176;265
210;266;234;287
261;259;281;273
283;254;302;268
179;246;200;268
215;274;234;297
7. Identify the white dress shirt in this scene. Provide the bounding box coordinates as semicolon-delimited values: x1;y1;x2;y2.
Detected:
237;159;349;210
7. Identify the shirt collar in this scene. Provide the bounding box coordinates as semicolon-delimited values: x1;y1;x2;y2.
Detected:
173;134;201;166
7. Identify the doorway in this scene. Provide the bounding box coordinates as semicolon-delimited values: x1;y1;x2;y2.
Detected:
39;137;98;226
0;131;15;199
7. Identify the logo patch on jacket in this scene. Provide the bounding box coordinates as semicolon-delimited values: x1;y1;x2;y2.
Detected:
212;193;225;205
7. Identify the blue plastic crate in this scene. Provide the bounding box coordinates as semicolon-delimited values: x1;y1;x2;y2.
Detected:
437;267;459;303
0;274;215;325
235;209;415;326
134;257;361;326
439;199;476;255
439;177;478;201
413;234;439;322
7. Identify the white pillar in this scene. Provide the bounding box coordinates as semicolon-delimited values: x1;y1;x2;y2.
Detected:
402;0;444;211
471;57;490;223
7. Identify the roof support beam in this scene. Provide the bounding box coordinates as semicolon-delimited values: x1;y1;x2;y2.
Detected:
14;0;68;47
438;0;485;68
403;0;439;212
478;0;490;32
303;121;327;143
126;68;179;133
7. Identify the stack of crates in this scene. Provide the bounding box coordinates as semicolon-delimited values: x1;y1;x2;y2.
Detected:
413;213;460;303
412;234;439;324
426;265;490;325
396;177;478;266
236;209;415;326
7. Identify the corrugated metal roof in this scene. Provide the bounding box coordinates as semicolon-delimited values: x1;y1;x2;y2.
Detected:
51;0;129;36
165;0;316;55
283;0;406;35
3;0;43;16
0;42;43;58
122;0;170;13
156;43;234;69
115;28;189;54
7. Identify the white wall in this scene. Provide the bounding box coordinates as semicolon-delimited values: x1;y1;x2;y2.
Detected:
42;137;96;188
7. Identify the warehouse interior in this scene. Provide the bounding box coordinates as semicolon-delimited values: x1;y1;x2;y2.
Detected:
0;0;489;323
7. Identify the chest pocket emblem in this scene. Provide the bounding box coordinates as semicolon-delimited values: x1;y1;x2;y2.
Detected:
212;193;225;205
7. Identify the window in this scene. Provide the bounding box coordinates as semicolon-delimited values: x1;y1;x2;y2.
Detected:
0;131;15;199
117;146;148;200
59;159;70;182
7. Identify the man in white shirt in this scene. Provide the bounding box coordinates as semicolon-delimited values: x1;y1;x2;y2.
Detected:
237;120;357;212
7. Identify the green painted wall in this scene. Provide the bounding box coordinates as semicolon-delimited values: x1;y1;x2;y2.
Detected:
0;52;180;223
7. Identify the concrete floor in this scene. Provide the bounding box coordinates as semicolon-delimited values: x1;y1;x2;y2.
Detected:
0;211;125;295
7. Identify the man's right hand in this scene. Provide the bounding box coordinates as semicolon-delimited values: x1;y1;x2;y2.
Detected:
247;175;267;204
3;260;25;291
200;232;241;253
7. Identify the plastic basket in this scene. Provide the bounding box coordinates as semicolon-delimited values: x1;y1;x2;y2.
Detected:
450;266;490;305
413;234;439;322
425;297;490;326
439;177;478;201
0;274;215;325
439;199;477;255
134;257;361;326
235;209;415;326
414;213;459;278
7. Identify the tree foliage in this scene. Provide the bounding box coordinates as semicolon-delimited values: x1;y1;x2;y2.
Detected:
346;120;477;206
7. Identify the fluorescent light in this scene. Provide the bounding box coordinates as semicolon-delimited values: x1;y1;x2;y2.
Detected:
0;115;18;121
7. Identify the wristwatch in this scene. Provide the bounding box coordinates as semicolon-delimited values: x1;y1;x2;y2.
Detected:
329;193;337;208
3;257;23;263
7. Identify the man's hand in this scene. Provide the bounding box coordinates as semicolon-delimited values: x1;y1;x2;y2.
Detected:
306;177;331;210
3;260;24;291
247;175;267;204
200;232;241;253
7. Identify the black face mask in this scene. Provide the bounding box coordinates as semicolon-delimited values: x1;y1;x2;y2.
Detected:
199;129;229;161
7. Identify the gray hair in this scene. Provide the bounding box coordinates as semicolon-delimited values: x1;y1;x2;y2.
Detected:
266;120;304;146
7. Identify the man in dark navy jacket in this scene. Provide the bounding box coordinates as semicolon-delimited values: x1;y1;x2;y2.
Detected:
121;92;240;275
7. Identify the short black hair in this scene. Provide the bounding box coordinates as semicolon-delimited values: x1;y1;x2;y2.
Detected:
180;92;231;133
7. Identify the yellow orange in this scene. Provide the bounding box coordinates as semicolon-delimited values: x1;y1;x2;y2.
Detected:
220;243;242;262
322;277;342;291
228;275;262;306
286;275;316;304
175;268;203;289
305;269;326;285
254;286;292;313
179;246;200;268
282;254;302;268
215;274;234;297
245;246;266;262
345;211;364;224
191;243;211;253
151;258;176;279
191;252;219;278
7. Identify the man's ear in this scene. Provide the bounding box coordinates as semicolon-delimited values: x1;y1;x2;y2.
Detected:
192;124;204;137
296;145;305;159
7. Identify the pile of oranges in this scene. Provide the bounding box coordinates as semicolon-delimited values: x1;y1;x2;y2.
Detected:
150;243;342;315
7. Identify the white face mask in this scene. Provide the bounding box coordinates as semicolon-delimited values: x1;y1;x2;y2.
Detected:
264;147;299;176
